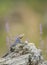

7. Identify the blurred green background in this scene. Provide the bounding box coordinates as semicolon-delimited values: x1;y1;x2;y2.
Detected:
0;0;47;59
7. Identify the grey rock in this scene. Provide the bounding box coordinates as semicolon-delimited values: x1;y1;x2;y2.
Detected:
0;40;47;65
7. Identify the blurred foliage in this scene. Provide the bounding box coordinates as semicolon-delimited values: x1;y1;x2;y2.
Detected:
0;0;47;15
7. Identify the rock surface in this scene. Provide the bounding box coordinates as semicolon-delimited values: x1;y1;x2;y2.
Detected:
0;42;47;65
